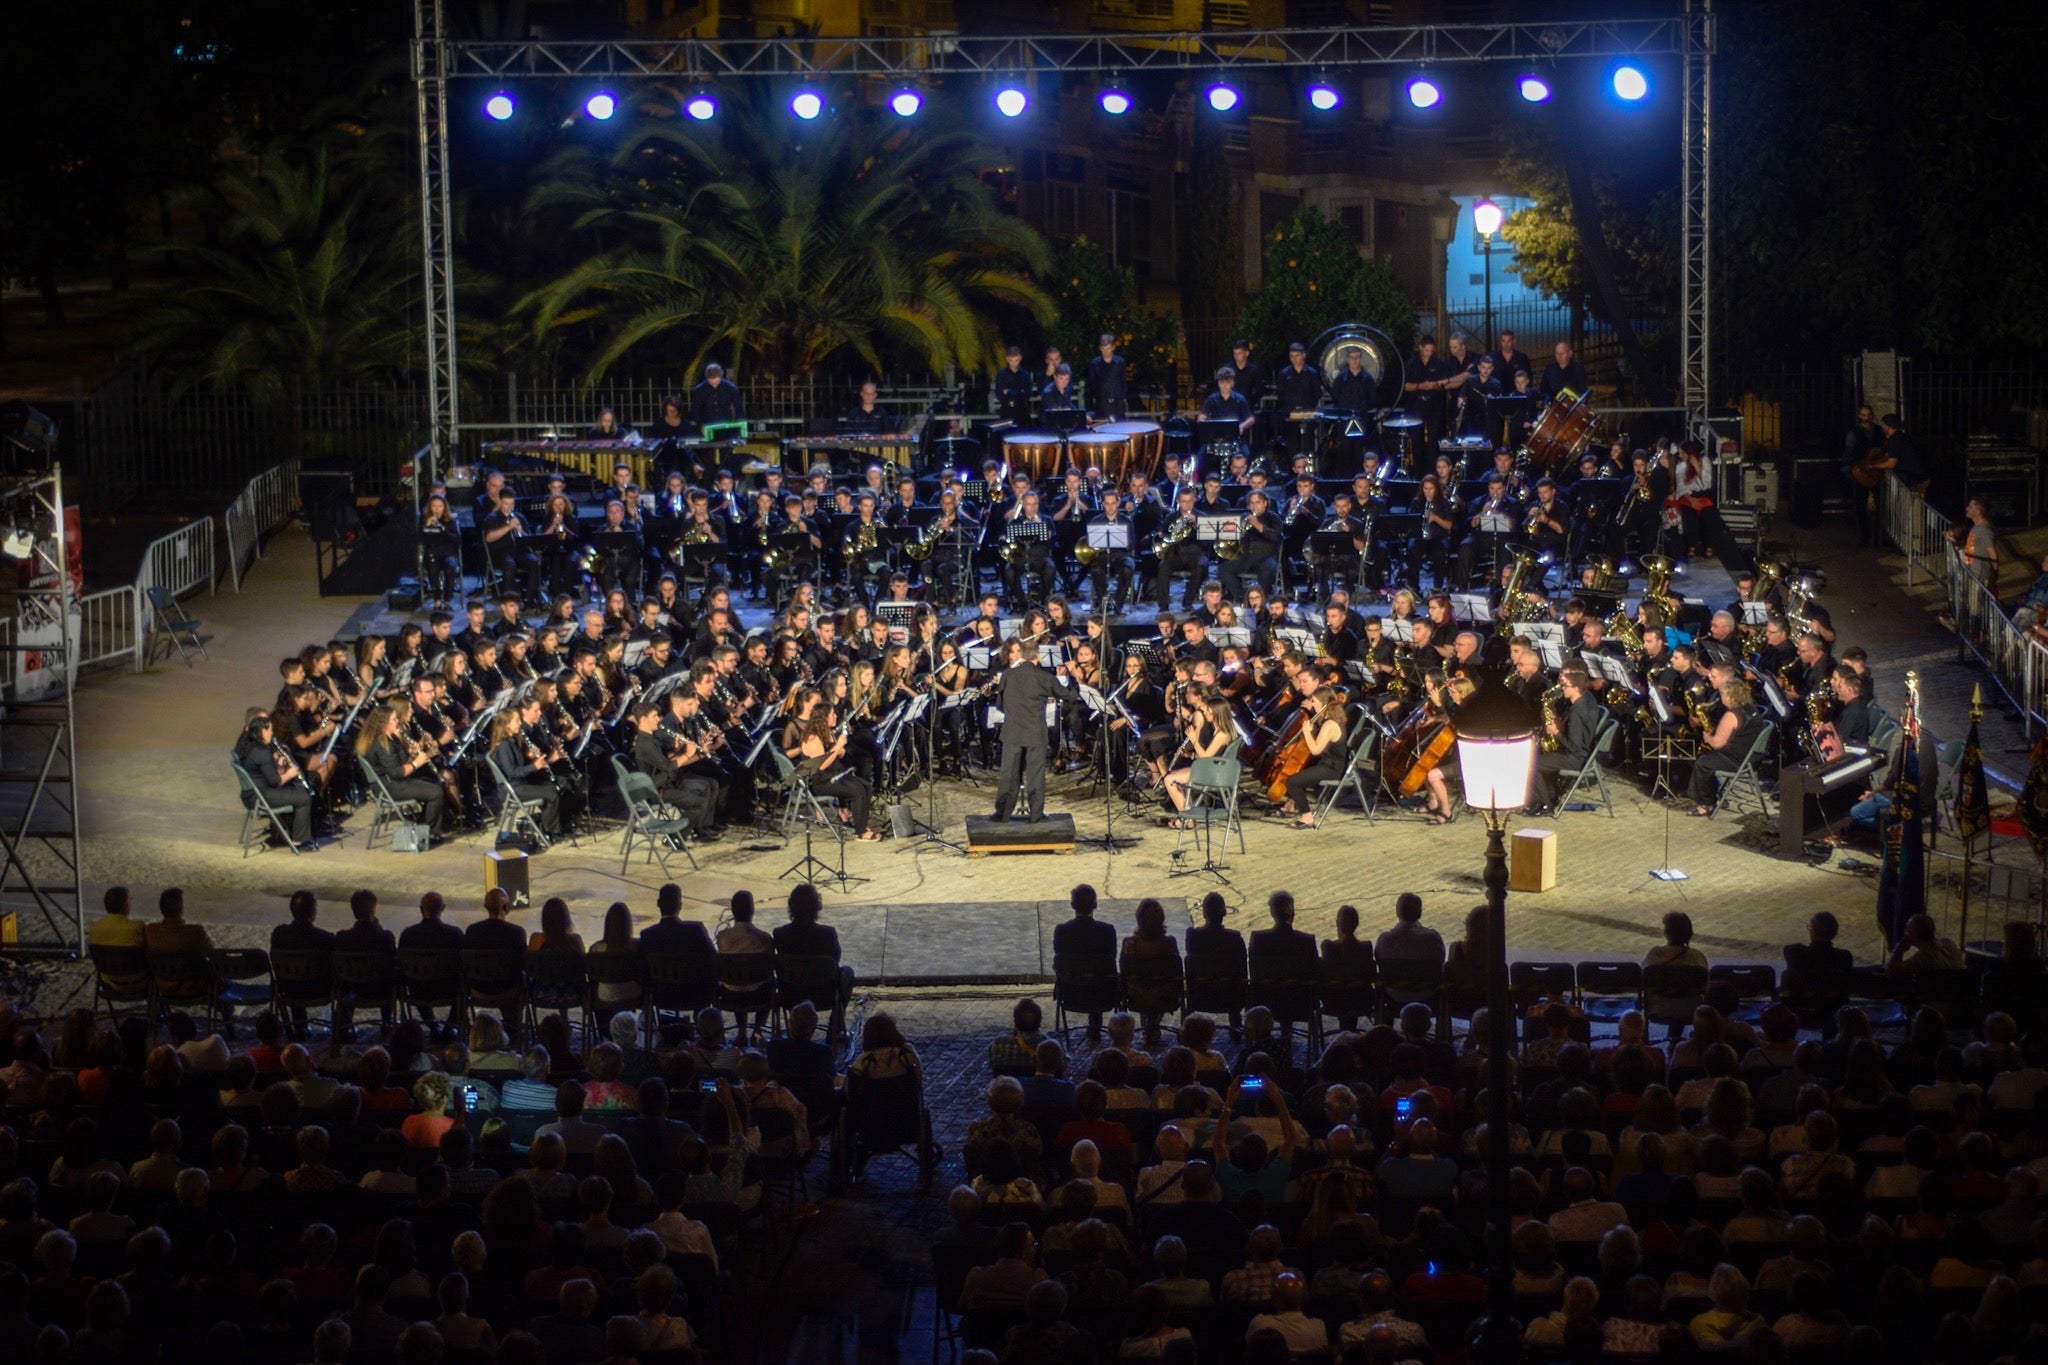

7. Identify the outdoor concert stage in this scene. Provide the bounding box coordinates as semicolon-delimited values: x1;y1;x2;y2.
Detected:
48;528;1932;982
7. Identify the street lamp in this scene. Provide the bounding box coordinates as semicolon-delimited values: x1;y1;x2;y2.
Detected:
1473;199;1504;350
1449;671;1538;1359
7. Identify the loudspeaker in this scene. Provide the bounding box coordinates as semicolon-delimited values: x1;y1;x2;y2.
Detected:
887;802;916;839
485;848;530;908
388;578;422;612
391;822;432;853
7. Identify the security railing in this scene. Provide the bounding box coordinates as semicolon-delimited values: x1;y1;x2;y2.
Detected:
225;459;302;590
76;587;141;675
1883;472;2048;736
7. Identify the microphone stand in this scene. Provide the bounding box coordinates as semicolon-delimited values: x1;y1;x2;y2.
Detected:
902;669;967;855
1075;675;1139;853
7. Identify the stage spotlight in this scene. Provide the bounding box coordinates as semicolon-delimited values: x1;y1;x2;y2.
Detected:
585;91;617;121
889;88;923;117
791;89;824;120
1099;87;1131;116
1518;73;1552;103
994;85;1028;118
1206;82;1240;113
683;92;717;121
1612;64;1649;101
484;92;515;121
1;528;32;560
1306;81;1341;112
1406;77;1441;110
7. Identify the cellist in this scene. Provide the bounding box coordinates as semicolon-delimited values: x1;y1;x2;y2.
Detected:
1382;670;1469;826
1274;686;1351;827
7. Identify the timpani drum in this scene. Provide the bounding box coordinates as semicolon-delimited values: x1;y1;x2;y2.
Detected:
1002;432;1063;483
1524;394;1599;472
1097;420;1163;481
1068;431;1132;486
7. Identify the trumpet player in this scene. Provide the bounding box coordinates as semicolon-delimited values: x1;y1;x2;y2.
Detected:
1526;478;1570;562
1223;489;1282;598
1082;490;1135;613
482;487;541;599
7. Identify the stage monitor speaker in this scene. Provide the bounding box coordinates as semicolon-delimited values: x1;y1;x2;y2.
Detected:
485;848;530;908
887;802;916;839
392;822;432;853
301;467;359;545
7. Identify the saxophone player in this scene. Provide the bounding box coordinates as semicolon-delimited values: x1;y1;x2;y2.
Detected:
1533;665;1602;813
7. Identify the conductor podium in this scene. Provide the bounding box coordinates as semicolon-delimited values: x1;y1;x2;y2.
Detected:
964;814;1077;856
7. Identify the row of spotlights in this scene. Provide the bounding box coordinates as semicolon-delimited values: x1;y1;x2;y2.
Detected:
488;62;1648;125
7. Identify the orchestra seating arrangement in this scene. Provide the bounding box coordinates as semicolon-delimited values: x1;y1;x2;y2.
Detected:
22;886;2048;1364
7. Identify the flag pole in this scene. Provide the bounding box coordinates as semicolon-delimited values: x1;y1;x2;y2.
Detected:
1960;684;1981;953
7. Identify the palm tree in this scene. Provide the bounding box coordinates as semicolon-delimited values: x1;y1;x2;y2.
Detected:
135;149;415;397
517;89;1052;384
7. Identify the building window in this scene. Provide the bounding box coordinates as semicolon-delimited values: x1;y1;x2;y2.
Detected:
1337;204;1368;248
1107;188;1151;276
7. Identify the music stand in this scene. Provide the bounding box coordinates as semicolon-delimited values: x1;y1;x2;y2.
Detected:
1738;601;1772;627
1384;617;1417;645
1074;680;1139;852
1523;622;1568;671
1448;592;1493;625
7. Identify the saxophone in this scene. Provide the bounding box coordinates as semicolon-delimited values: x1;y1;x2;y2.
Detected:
1539;685;1567;753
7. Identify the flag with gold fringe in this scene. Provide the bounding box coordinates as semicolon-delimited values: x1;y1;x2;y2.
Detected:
1876;683;1927;948
1956;703;1990;844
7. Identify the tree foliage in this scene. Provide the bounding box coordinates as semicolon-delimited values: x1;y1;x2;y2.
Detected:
1237;206;1415;366
1041;237;1180;386
516;88;1053;385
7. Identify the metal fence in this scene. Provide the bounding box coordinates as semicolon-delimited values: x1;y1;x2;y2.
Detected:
1924;847;2045;953
225;460;302;591
1881;472;2048;737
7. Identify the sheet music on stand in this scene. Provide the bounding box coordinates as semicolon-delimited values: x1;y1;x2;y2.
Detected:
623;639;650;669
1342;660;1373;687
1211;626;1252;650
1449;592;1493;623
1037;645;1064;668
642;671;687;707
1275;626;1319;656
1522;621;1567;669
1075;682;1111;718
1581;651;1637;692
1086;523;1131;551
1006;519;1051;545
1755;671;1793;719
962;479;994;503
962;644;993;672
1194;513;1242;544
1738;601;1772;626
1384;617;1417;644
1647;684;1675;726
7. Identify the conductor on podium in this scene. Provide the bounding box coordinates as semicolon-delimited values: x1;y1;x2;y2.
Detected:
991;637;1079;825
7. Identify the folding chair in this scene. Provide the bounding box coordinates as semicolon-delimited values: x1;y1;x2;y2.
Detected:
231;759;300;857
146;950;213;1029
360;762;424;851
1709;720;1778;819
1641;963;1711;1038
330;950;400;1039
208;948;274;1035
87;945;153;1025
1120;952;1185;1031
1247;951;1324;1060
714;953;777;1035
396;948;464;1030
485;755;552;848
1173;751;1245;862
644;951;718;1033
460;948;530;1042
1311;727;1381;826
612;760;696;876
1375;958;1445;1030
769;748;842;836
269;947;334;1039
525;951;589;1045
1576;961;1643;1025
1510;960;1578;1015
1051;950;1120;1043
773;953;847;1036
145;586;208;666
1709;964;1778;1023
1556;716;1621;815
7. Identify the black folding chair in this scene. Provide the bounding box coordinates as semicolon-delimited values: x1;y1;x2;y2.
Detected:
87;944;153;1025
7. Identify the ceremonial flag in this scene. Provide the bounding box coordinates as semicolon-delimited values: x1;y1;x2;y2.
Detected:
1956;713;1991;843
2019;733;2048;858
1876;703;1927;947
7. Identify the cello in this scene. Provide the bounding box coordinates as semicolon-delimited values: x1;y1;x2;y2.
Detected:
1382;675;1462;796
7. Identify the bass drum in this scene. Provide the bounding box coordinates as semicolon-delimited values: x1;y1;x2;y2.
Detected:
1096;420;1163;483
1001;432;1063;483
1525;394;1599;473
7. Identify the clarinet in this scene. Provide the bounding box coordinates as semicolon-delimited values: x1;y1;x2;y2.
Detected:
274;739;312;791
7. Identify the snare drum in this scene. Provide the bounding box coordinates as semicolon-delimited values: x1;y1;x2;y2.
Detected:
1001;432;1062;483
1098;420;1163;481
1069;431;1131;486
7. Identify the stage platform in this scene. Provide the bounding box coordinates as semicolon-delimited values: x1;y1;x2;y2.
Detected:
43;522;2045;986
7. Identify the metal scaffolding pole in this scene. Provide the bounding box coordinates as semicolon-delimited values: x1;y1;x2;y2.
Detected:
413;0;459;493
1680;0;1713;430
0;466;85;959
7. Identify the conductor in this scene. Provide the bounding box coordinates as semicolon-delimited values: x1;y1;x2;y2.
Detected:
991;637;1080;824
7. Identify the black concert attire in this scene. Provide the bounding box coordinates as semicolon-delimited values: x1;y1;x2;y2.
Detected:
1313;512;1366;600
482;506;540;598
1085;353;1129;421
1616;464;1673;559
634;727;715;835
1226;359;1268;412
1540;357;1590;403
1152;507;1206;612
1082;510;1134;610
1525;494;1570;563
1836;696;1873;748
992;364;1037;426
1282;713;1348;809
1049;487;1095;598
1456;372;1507;441
843;402;893;436
689;379;743;431
1884;428;1928;491
1457;487;1522;587
1225;505;1281;598
1199;390;1252;435
1405;352;1460;445
365;734;446;833
1040;380;1085;422
1689;703;1766;804
844;514;892;603
535;508;581;601
1327;365;1375;417
1489;347;1533;381
992;660;1080;823
491;727;561;835
419;513;461;605
1408;490;1456;588
1273;361;1326;456
1536;691;1603;808
792;723;872;833
1002;512;1055;609
238;735;314;843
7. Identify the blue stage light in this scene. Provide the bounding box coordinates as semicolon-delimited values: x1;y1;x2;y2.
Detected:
485;92;514;121
1206;83;1240;113
1406;77;1441;110
1612;65;1649;101
585;92;617;121
1307;82;1340;112
1099;88;1131;116
684;93;716;121
889;88;923;117
1518;74;1552;104
791;89;823;120
995;86;1028;118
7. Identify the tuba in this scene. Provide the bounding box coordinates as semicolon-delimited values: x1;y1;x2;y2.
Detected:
1641;554;1683;621
1498;548;1540;624
1585;556;1618;592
